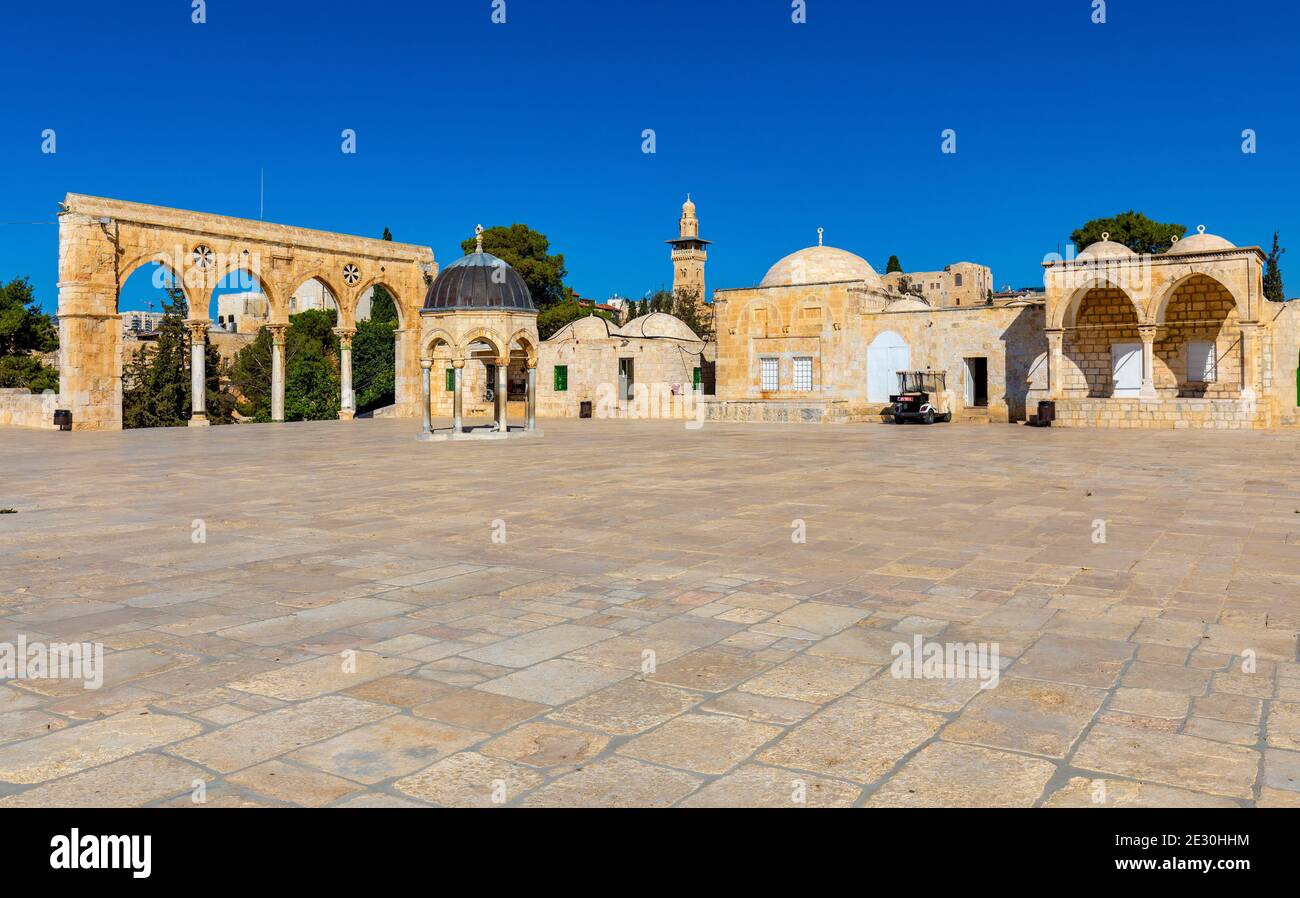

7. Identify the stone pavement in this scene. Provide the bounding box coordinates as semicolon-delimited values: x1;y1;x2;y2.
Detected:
1;417;1298;807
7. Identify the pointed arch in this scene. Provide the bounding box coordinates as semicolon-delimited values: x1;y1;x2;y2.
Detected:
1149;271;1247;325
1052;275;1144;329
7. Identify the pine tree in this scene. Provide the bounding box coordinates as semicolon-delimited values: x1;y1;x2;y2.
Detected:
886;255;903;274
122;289;192;428
1263;231;1287;302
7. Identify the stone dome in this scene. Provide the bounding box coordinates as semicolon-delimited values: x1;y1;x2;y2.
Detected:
1166;225;1236;256
682;194;696;215
1078;233;1137;260
549;314;617;342
618;311;702;342
760;245;882;288
423;229;535;313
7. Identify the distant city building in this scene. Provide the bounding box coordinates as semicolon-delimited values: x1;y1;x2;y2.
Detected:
215;291;270;333
119;309;167;334
881;262;993;307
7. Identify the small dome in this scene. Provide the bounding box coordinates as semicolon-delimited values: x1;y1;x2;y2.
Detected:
1078;232;1136;260
760;245;882;288
682;194;696;215
618;311;702;342
884;296;931;313
1167;225;1236;256
549;315;616;342
423;251;535;313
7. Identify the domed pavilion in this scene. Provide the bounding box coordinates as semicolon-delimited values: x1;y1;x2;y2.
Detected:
417;225;541;440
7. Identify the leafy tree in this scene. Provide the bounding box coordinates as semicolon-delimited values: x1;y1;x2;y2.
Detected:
123;290;194;428
381;227;393;241
227;308;340;421
0;277;59;391
461;224;569;310
885;255;903;274
1071;211;1185;255
353;284;399;413
537;301;612;340
1263;231;1287;302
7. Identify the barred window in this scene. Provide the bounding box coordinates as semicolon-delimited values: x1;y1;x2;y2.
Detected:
793;357;813;391
760;357;779;391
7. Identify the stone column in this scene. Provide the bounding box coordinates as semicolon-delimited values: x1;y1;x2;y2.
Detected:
1045;329;1065;400
268;324;288;422
495;360;508;432
1138;324;1158;399
334;327;356;420
452;360;464;434
1239;321;1260;401
526;364;537;431
187;321;210;426
420;360;432;434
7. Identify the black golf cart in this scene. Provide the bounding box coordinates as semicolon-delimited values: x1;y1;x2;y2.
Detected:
889;370;953;424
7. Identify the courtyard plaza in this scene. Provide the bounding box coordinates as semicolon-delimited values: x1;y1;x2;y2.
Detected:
1;417;1298;808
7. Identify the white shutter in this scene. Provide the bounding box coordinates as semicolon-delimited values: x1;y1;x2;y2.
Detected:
1187;341;1217;382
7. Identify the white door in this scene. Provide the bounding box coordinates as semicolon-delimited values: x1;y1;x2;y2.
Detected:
1111;343;1142;397
867;331;910;402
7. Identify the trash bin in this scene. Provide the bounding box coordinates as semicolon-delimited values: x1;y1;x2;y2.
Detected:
53;409;72;431
1036;400;1055;426
579;400;593;419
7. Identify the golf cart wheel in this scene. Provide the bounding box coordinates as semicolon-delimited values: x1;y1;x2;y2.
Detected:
942;413;952;423
923;410;935;425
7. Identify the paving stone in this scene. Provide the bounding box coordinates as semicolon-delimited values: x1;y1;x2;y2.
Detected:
0;753;205;807
739;654;875;704
678;763;860;808
698;691;818;726
1183;716;1258;746
461;623;618;668
1042;776;1239;808
393;752;545;807
0;711;202;785
170;696;395;774
646;648;771;692
757;697;945;783
226;760;363;806
562;635;696;671
1266;701;1300;751
1012;634;1133;688
289;716;485;783
1070;724;1259;799
481;721;609;768
617;712;782;774
226;652;417;701
941;676;1106;758
411;688;546;731
749;602;868;640
1108;687;1191;720
477;659;631;706
550;679;701;735
519;756;702;808
864;742;1057;807
854;667;987;713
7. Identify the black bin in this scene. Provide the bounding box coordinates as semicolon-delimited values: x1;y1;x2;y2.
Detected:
579;400;593;419
1036;400;1055;426
53;409;72;431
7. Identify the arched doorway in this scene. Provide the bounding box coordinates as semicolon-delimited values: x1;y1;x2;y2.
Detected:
867;331;909;402
1062;287;1142;397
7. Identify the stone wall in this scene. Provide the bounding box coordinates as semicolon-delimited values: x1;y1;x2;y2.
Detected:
1053;397;1265;429
0;389;59;429
1061;288;1139;396
1156;277;1241;397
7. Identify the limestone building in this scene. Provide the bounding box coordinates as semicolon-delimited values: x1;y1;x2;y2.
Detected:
880;261;993;308
667;195;709;310
709;232;1044;424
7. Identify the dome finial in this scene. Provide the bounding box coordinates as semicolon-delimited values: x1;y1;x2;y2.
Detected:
1197;224;1207;235
1101;232;1110;242
475;223;484;254
817;227;824;247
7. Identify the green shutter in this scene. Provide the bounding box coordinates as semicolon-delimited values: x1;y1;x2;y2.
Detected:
693;367;702;389
445;368;455;391
554;365;568;392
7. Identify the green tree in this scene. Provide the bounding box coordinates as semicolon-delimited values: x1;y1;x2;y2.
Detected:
122;290;193;428
1263;231;1286;303
0;277;59;391
227;308;340;421
461;224;569;310
1071;211;1185;255
353;284;399;413
885;255;903;273
382;227;393;241
536;302;612;340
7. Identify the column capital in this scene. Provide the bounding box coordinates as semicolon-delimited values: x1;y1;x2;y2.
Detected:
266;323;288;343
332;326;357;338
419;358;433;370
452;358;466;369
1137;323;1159;339
184;320;210;340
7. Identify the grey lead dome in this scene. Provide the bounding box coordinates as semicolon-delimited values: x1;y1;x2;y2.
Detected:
422;251;536;313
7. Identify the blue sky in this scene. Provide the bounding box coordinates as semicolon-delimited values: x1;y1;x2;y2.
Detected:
2;0;1297;313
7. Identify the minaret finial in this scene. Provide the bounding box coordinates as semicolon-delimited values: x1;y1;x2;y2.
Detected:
817;227;824;247
475;223;484;253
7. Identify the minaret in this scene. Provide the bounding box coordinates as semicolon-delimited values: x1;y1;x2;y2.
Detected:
666;194;710;309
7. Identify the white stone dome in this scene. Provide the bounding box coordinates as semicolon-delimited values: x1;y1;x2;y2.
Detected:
618;311;702;342
760;245;882;288
1078;233;1136;260
1167;225;1236;255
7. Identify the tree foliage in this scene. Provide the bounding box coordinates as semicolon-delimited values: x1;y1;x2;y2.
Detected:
1263;231;1287;303
885;255;903;274
227;309;340;421
537;301;612;340
0;277;59;392
353;284;398;412
1071;211;1185;255
121;290;233;428
461;224;569;309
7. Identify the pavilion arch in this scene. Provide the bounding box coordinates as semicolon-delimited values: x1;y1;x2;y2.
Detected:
422;328;458;359
1148;271;1247;326
508;329;538;366
457;327;509;359
349;277;409;329
1053;276;1146;330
